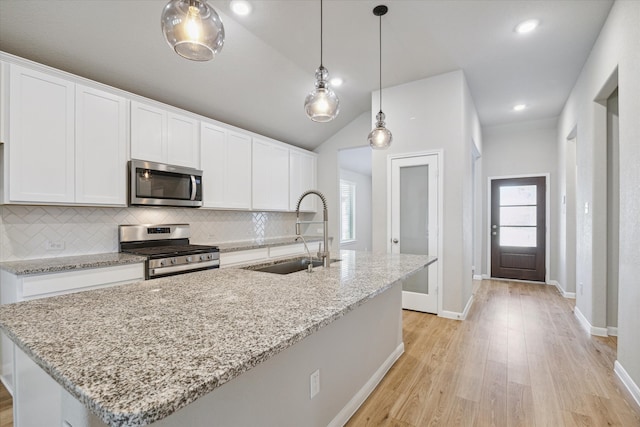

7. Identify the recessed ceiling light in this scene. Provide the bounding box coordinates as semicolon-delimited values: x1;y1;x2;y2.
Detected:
515;19;539;34
513;104;527;111
330;77;343;87
230;0;252;16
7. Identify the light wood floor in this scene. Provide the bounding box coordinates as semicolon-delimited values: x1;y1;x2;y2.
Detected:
1;280;638;427
0;380;10;427
347;279;640;426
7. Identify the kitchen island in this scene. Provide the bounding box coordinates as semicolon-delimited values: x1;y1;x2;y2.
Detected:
0;250;435;427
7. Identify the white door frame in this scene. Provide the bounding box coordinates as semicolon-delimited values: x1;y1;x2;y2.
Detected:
387;150;443;314
486;173;551;283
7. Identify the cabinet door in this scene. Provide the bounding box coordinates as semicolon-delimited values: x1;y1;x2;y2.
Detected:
130;100;166;163
75;85;127;205
225;131;252;209
201;122;226;207
201;123;251;209
168;112;199;168
252;138;289;210
9;64;75;203
289;150;317;212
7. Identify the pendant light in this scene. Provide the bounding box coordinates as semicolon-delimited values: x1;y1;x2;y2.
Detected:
304;0;340;122
161;0;225;61
368;5;392;149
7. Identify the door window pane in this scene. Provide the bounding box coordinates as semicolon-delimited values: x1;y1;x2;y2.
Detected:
500;226;536;247
500;206;537;226
400;165;429;255
500;185;536;206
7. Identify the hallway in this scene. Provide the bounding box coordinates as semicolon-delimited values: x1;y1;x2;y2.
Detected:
347;280;640;426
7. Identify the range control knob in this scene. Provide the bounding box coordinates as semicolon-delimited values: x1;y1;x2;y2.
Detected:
186;256;193;263
160;260;167;267
200;254;206;261
171;258;177;265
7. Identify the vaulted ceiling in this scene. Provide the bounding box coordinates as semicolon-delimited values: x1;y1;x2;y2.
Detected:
0;0;613;150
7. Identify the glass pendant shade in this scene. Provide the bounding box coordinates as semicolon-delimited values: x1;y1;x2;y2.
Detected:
305;66;340;122
368;111;392;149
161;0;224;61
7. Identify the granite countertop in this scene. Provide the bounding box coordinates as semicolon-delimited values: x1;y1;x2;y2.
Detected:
0;250;436;427
0;253;148;276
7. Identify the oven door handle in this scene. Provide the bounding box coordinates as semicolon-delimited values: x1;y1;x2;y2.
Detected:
190;175;197;201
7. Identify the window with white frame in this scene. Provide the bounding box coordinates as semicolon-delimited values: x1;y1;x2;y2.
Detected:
340;179;356;243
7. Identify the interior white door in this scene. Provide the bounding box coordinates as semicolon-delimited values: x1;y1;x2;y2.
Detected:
390;154;439;314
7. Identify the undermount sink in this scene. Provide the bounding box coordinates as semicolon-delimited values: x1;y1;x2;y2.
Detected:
243;257;340;275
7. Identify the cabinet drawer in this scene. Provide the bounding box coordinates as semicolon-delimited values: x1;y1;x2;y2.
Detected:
21;263;144;300
220;248;269;268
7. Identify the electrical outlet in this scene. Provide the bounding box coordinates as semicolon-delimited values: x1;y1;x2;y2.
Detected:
310;369;320;399
46;240;65;251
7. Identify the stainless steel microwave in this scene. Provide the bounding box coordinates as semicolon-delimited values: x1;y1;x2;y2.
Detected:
129;159;203;207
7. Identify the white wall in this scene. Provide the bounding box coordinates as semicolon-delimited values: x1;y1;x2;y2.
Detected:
480;118;558;281
339;169;372;252
557;0;640;396
314;112;372;255
369;70;481;314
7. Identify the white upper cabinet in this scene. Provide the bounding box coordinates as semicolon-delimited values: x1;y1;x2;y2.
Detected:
168;113;200;169
8;64;75;203
252;138;290;211
289;150;317;212
5;64;128;206
201;121;251;209
75;85;127;205
130;101;166;163
130;100;200;169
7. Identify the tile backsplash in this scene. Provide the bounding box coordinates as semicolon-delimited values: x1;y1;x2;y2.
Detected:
0;205;305;261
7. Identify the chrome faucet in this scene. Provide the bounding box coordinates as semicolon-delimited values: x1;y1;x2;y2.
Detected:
294;235;314;273
295;190;330;268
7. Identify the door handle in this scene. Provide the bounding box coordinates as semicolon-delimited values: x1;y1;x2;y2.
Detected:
392;238;399;244
190;175;197;200
492;231;497;236
492;225;497;229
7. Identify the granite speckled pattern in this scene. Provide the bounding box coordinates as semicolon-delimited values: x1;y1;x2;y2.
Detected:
215;235;324;252
0;252;147;275
0;250;435;427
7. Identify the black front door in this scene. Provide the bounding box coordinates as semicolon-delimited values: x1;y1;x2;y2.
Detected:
491;177;546;282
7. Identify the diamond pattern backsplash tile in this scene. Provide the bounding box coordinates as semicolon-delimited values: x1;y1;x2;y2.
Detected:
0;205;304;261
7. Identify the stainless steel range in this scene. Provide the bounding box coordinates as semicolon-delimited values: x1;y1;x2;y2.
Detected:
119;224;219;279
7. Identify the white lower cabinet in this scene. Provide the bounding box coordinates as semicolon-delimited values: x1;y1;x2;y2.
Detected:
201;122;252;209
0;263;144;426
219;244;307;268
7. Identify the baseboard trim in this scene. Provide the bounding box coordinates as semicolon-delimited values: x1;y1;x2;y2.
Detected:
472;274;483;281
328;342;405;427
607;326;618;336
549;280;576;299
481;274;490;280
439;295;474;321
574;306;609;337
614;360;640;409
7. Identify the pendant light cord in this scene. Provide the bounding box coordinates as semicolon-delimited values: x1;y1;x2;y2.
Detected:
378;13;382;113
320;0;324;67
